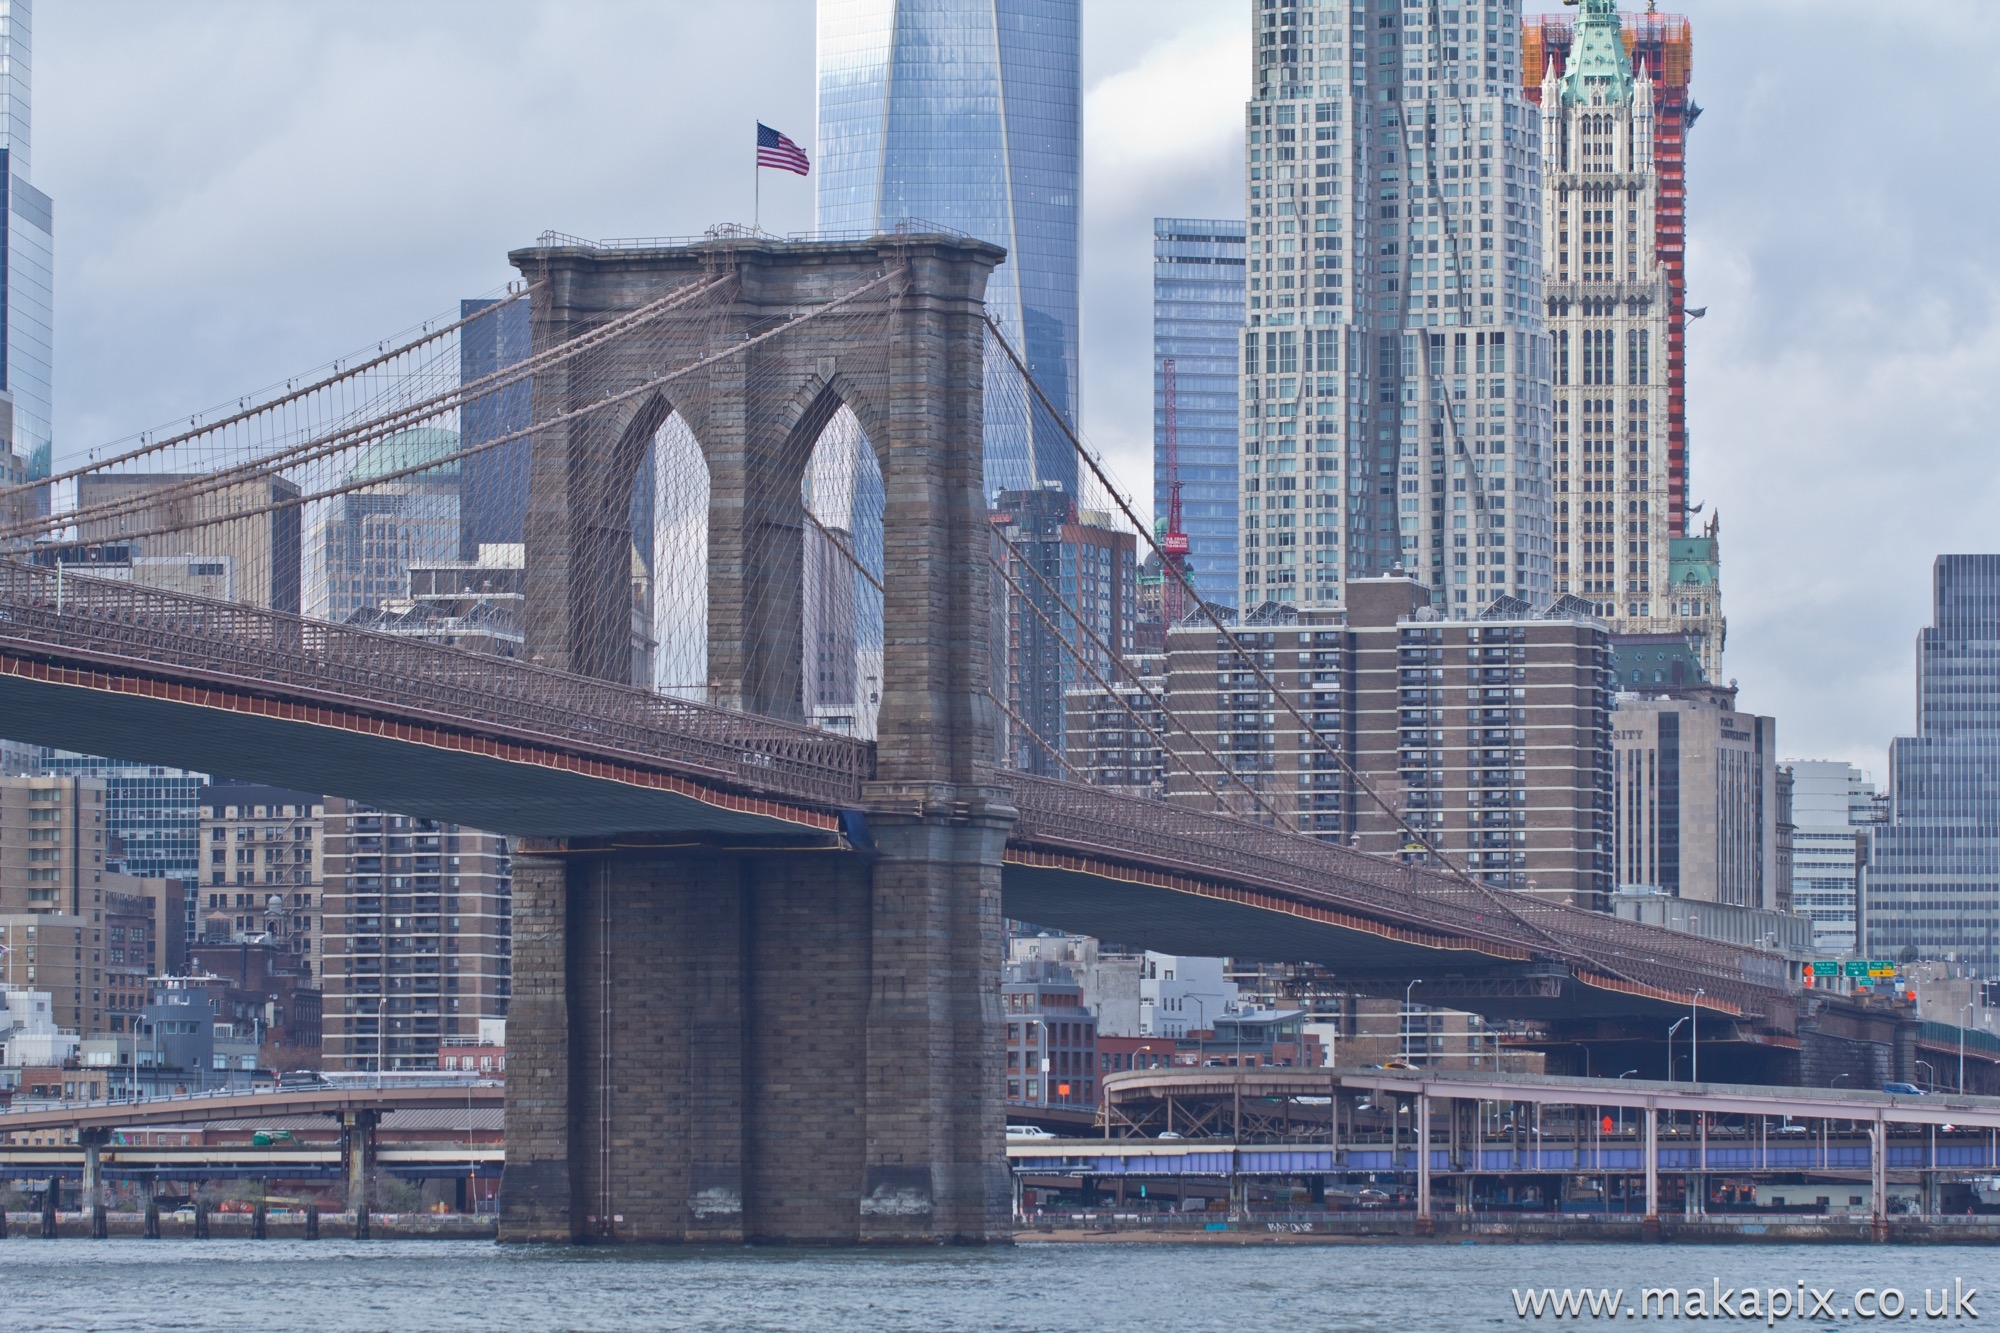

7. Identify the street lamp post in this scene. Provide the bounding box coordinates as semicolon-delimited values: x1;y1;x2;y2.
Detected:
1404;979;1424;1065
1961;1004;1972;1093
1667;1017;1689;1084
1916;1059;1936;1093
1617;1069;1638;1133
1691;988;1705;1084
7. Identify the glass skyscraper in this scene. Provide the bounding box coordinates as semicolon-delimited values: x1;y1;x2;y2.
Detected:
36;750;206;945
1153;219;1245;612
1237;0;1552;614
1868;556;2000;975
0;0;49;480
816;0;1080;497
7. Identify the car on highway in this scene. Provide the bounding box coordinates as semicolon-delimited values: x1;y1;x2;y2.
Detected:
1005;1124;1055;1140
1882;1082;1926;1096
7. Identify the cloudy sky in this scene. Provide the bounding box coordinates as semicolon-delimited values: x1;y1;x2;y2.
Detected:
38;1;2000;779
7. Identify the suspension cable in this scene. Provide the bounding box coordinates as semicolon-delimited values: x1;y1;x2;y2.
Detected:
983;314;1621;975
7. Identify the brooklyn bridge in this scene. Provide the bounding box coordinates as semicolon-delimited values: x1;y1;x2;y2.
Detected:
0;230;1862;1243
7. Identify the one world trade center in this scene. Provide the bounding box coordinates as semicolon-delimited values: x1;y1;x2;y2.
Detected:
816;0;1080;498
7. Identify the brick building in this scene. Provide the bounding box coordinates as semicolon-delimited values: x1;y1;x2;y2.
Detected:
1003;959;1098;1112
197;783;324;979
320;800;512;1070
1162;576;1614;905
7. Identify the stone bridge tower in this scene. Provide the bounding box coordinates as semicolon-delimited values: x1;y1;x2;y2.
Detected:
498;234;1014;1243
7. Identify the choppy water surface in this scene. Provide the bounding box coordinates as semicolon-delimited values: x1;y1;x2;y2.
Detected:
4;1239;2000;1332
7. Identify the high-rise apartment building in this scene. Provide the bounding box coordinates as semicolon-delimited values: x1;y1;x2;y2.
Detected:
1786;760;1879;955
1238;0;1554;617
1163;576;1612;902
195;782;323;979
0;775;106;917
0;1;50;484
1867;557;2000;975
1061;653;1166;797
817;0;1080;496
319;800;512;1070
1526;3;1722;673
992;488;1136;775
1153;219;1246;611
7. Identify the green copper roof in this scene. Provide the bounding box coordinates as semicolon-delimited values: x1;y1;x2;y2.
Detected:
346;426;461;484
1561;0;1634;106
1668;535;1719;589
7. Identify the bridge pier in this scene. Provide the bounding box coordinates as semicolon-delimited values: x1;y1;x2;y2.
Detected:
342;1110;378;1238
498;232;1011;1245
79;1128;108;1234
500;820;1009;1245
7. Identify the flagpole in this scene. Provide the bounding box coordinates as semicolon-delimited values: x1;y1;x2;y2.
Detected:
755;161;761;234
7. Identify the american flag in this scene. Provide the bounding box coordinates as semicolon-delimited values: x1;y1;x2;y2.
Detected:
757;123;811;176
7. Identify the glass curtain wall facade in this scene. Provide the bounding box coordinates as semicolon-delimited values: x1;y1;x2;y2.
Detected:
457;296;532;559
1239;0;1552;615
0;0;49;482
1153;219;1245;612
817;0;1080;497
36;750;205;945
1787;759;1878;955
1870;557;2000;975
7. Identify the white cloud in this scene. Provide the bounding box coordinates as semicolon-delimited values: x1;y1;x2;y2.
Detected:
34;0;2000;781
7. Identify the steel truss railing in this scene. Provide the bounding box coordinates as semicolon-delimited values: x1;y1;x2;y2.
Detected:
0;561;871;809
0;562;1785;1013
1008;771;1785;1015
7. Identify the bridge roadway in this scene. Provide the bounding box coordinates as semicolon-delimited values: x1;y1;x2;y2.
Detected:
0;562;1787;1038
0;1079;503;1206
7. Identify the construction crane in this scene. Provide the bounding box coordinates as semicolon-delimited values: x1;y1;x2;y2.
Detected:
1161;358;1192;625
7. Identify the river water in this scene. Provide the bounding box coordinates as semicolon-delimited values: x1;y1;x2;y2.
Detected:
5;1239;1999;1331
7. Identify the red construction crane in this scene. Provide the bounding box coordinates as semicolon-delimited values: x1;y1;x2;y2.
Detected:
1161;358;1192;625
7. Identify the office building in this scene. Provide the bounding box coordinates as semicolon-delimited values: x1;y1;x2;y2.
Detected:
1164;577;1612;904
0;1;50;488
1868;557;2000;974
1007;931;1142;1037
817;0;1080;496
72;474;303;615
1237;0;1554;615
1611;692;1779;912
319;800;512;1071
1153;218;1246;610
991;488;1137;774
457;295;532;560
1527;3;1723;674
1784;761;1880;955
319;428;463;626
0;913;90;1034
32;752;202;952
196;782;323;980
1138;952;1240;1040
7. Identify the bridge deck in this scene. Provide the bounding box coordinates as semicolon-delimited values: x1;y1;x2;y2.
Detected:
0;561;1793;1023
